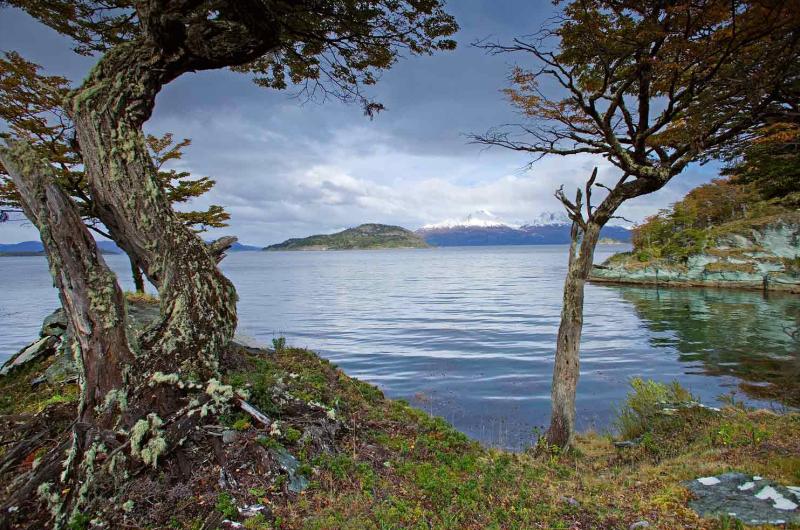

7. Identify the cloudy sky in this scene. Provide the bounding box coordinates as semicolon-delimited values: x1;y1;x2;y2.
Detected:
0;1;719;246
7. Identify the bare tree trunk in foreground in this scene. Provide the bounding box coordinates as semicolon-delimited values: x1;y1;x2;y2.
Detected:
546;218;601;448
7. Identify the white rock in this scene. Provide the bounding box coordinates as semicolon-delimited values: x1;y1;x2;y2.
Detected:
738;482;755;491
697;477;721;486
755;486;798;511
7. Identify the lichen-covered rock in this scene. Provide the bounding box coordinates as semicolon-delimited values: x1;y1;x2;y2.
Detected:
592;214;800;293
0;335;58;376
40;309;68;337
685;472;800;525
43;350;79;384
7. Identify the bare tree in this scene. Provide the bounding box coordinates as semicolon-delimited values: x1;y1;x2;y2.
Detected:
473;0;800;448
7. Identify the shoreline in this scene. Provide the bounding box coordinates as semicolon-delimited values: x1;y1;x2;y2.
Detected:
589;273;800;295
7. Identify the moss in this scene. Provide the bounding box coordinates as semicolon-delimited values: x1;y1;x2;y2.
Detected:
703;261;758;274
0;355;80;415
215;492;237;519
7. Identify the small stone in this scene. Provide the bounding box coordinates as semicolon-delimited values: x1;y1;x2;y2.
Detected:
40;309;67;337
44;352;78;385
238;504;266;517
738;482;755;491
559;496;579;507
0;336;57;376
697;476;721;486
629;521;650;529
614;438;640;449
222;430;238;444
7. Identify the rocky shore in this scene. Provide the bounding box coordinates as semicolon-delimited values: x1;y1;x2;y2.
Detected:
591;213;800;293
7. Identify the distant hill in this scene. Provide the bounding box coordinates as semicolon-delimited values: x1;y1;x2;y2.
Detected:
416;210;631;246
0;239;261;256
0;240;122;256
265;224;429;251
227;242;261;252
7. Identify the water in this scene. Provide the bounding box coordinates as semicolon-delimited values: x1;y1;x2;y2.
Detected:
1;246;798;449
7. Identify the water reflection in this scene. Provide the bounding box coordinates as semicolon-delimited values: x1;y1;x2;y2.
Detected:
616;286;800;407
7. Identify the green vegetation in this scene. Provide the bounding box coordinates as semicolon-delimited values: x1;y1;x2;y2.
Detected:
264;224;429;251
631;178;774;263
0;356;79;415
4;342;799;529
614;378;696;440
723;123;800;208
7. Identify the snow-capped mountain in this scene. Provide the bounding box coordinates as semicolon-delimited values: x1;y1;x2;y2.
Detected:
416;210;631;246
522;211;572;227
421;209;518;230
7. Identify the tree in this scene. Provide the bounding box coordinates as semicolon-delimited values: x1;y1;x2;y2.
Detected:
631;178;761;262
0;1;456;526
724;122;800;205
0;52;229;292
473;0;800;448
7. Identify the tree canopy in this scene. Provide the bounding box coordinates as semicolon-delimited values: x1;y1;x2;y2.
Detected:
475;0;800;188
1;0;458;113
0;52;229;235
472;0;800;449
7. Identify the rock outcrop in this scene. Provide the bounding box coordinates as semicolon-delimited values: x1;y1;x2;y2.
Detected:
685;472;800;525
591;213;800;293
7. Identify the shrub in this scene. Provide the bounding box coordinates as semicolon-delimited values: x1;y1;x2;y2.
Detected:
614;378;694;440
272;336;286;353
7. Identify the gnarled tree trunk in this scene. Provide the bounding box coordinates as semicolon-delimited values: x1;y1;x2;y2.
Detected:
0;143;138;527
69;40;239;381
1;12;284;527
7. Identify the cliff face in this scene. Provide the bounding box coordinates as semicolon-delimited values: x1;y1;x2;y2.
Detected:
591;212;800;293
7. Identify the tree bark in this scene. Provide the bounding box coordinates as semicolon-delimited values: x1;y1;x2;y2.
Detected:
69;40;239;381
130;255;145;293
0;142;135;423
546;221;602;448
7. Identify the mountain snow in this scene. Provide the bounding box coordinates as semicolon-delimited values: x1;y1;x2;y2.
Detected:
420;210;518;230
420;209;574;230
522;211;572;227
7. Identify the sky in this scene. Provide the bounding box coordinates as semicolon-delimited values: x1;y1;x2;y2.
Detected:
0;1;719;246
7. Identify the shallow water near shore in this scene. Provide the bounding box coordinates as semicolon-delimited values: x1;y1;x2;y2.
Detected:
1;245;798;450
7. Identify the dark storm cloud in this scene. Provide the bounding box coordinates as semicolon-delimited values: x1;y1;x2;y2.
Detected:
0;1;717;245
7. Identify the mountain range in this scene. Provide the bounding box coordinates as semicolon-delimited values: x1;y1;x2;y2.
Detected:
416;210;631;246
0;240;261;256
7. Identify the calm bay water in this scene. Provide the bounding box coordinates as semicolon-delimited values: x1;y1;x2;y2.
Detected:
1;245;798;449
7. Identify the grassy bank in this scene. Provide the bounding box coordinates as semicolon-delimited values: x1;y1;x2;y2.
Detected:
1;344;798;529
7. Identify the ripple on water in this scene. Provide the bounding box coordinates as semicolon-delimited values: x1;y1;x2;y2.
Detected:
1;245;798;450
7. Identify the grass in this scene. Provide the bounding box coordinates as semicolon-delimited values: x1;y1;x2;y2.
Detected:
124;290;159;304
223;348;800;529
3;344;800;529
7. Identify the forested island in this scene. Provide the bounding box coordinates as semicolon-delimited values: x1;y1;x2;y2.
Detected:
264;224;429;251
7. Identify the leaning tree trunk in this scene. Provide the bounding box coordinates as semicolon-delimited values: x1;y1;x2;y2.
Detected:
0;143;138;527
546;220;602;448
69;41;239;381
